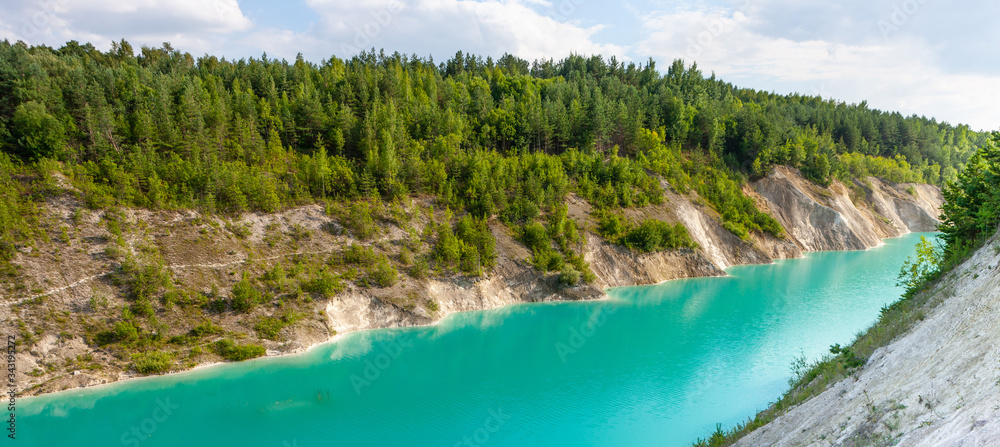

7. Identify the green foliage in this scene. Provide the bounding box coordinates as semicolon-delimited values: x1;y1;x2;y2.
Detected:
828;343;865;369
11;101;67;160
519;208;596;283
802;153;831;186
0;153;36;266
213;340;266;361
433;214;496;275
301;270;344;297
596;211;696;253
837;152;925;184
562;146;663;208
0;42;973;224
896;236;942;297
253;313;299;340
624;219;696;253
131;351;173;375
558;263;582;286
188;322;224;338
409;258;429;279
366;256;399;288
230;276;263;313
939;133;1000;264
112;256;171;302
343;201;378;240
342;243;377;266
690;165;785;240
95;321;139;346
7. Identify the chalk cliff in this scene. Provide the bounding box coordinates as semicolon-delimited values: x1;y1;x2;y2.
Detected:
3;167;944;396
735;230;1000;446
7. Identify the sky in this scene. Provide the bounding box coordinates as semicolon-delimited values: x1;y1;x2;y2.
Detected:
2;0;997;131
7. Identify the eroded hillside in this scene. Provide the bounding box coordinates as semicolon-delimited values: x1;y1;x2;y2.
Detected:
2;167;942;396
735;230;1000;446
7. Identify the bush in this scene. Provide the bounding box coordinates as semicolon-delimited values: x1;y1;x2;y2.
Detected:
342;244;377;266
206;298;228;313
113;257;170;301
188;322;224;338
131;351;173;375
722;220;749;241
595;211;630;244
213;340;266;361
253;315;295;340
409;258;429;279
598;212;696;253
559;263;581;286
896;236;942;298
345;201;377;240
302;271;344;297
95;321;139;346
366;257;398;287
231;277;262;313
433;224;462;268
130;298;156;319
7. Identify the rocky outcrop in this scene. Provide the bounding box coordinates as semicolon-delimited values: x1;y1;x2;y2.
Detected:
753;167;942;253
4;166;945;395
735;231;1000;446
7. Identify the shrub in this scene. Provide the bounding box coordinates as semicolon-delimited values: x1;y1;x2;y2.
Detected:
366;257;398;287
206;298;228;313
213;340;266;361
342;244;377;266
188;322;224;338
231;277;262;313
598;212;696;253
345;201;377;240
261;264;287;289
722;220;749;241
253;316;293;340
113;257;170;301
130;298;156;318
433;224;462;268
559;263;581;286
95;321;139;346
302;271;344;298
896;236;942;298
409;258;429;279
131;351;173;375
596;212;630;244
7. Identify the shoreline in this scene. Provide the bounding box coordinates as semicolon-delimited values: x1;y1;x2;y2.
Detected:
19;232;937;403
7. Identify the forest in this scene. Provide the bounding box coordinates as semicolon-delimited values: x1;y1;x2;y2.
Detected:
0;39;990;275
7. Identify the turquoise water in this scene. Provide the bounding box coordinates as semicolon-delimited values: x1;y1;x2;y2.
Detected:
18;233;934;447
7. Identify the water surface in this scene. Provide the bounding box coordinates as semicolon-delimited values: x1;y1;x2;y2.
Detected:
18;233;934;446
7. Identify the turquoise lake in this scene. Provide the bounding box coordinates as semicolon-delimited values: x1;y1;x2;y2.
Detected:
17;233;934;447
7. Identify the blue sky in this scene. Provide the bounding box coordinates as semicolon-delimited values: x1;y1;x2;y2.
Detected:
2;0;998;130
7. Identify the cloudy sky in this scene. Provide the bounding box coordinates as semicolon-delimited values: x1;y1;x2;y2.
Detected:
2;0;997;130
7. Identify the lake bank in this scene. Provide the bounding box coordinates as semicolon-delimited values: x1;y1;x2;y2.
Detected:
18;232;934;447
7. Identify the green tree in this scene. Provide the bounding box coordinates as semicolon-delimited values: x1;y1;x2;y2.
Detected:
897;236;942;297
12;101;67;159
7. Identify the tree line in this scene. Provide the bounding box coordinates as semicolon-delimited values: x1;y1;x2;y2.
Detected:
0;40;989;261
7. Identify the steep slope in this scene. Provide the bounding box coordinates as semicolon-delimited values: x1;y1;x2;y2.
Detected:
735;232;1000;446
753;167;943;252
3;168;944;396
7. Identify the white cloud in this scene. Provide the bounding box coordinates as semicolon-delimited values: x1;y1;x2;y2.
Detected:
632;4;1000;131
0;0;252;54
245;0;624;62
0;0;996;130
